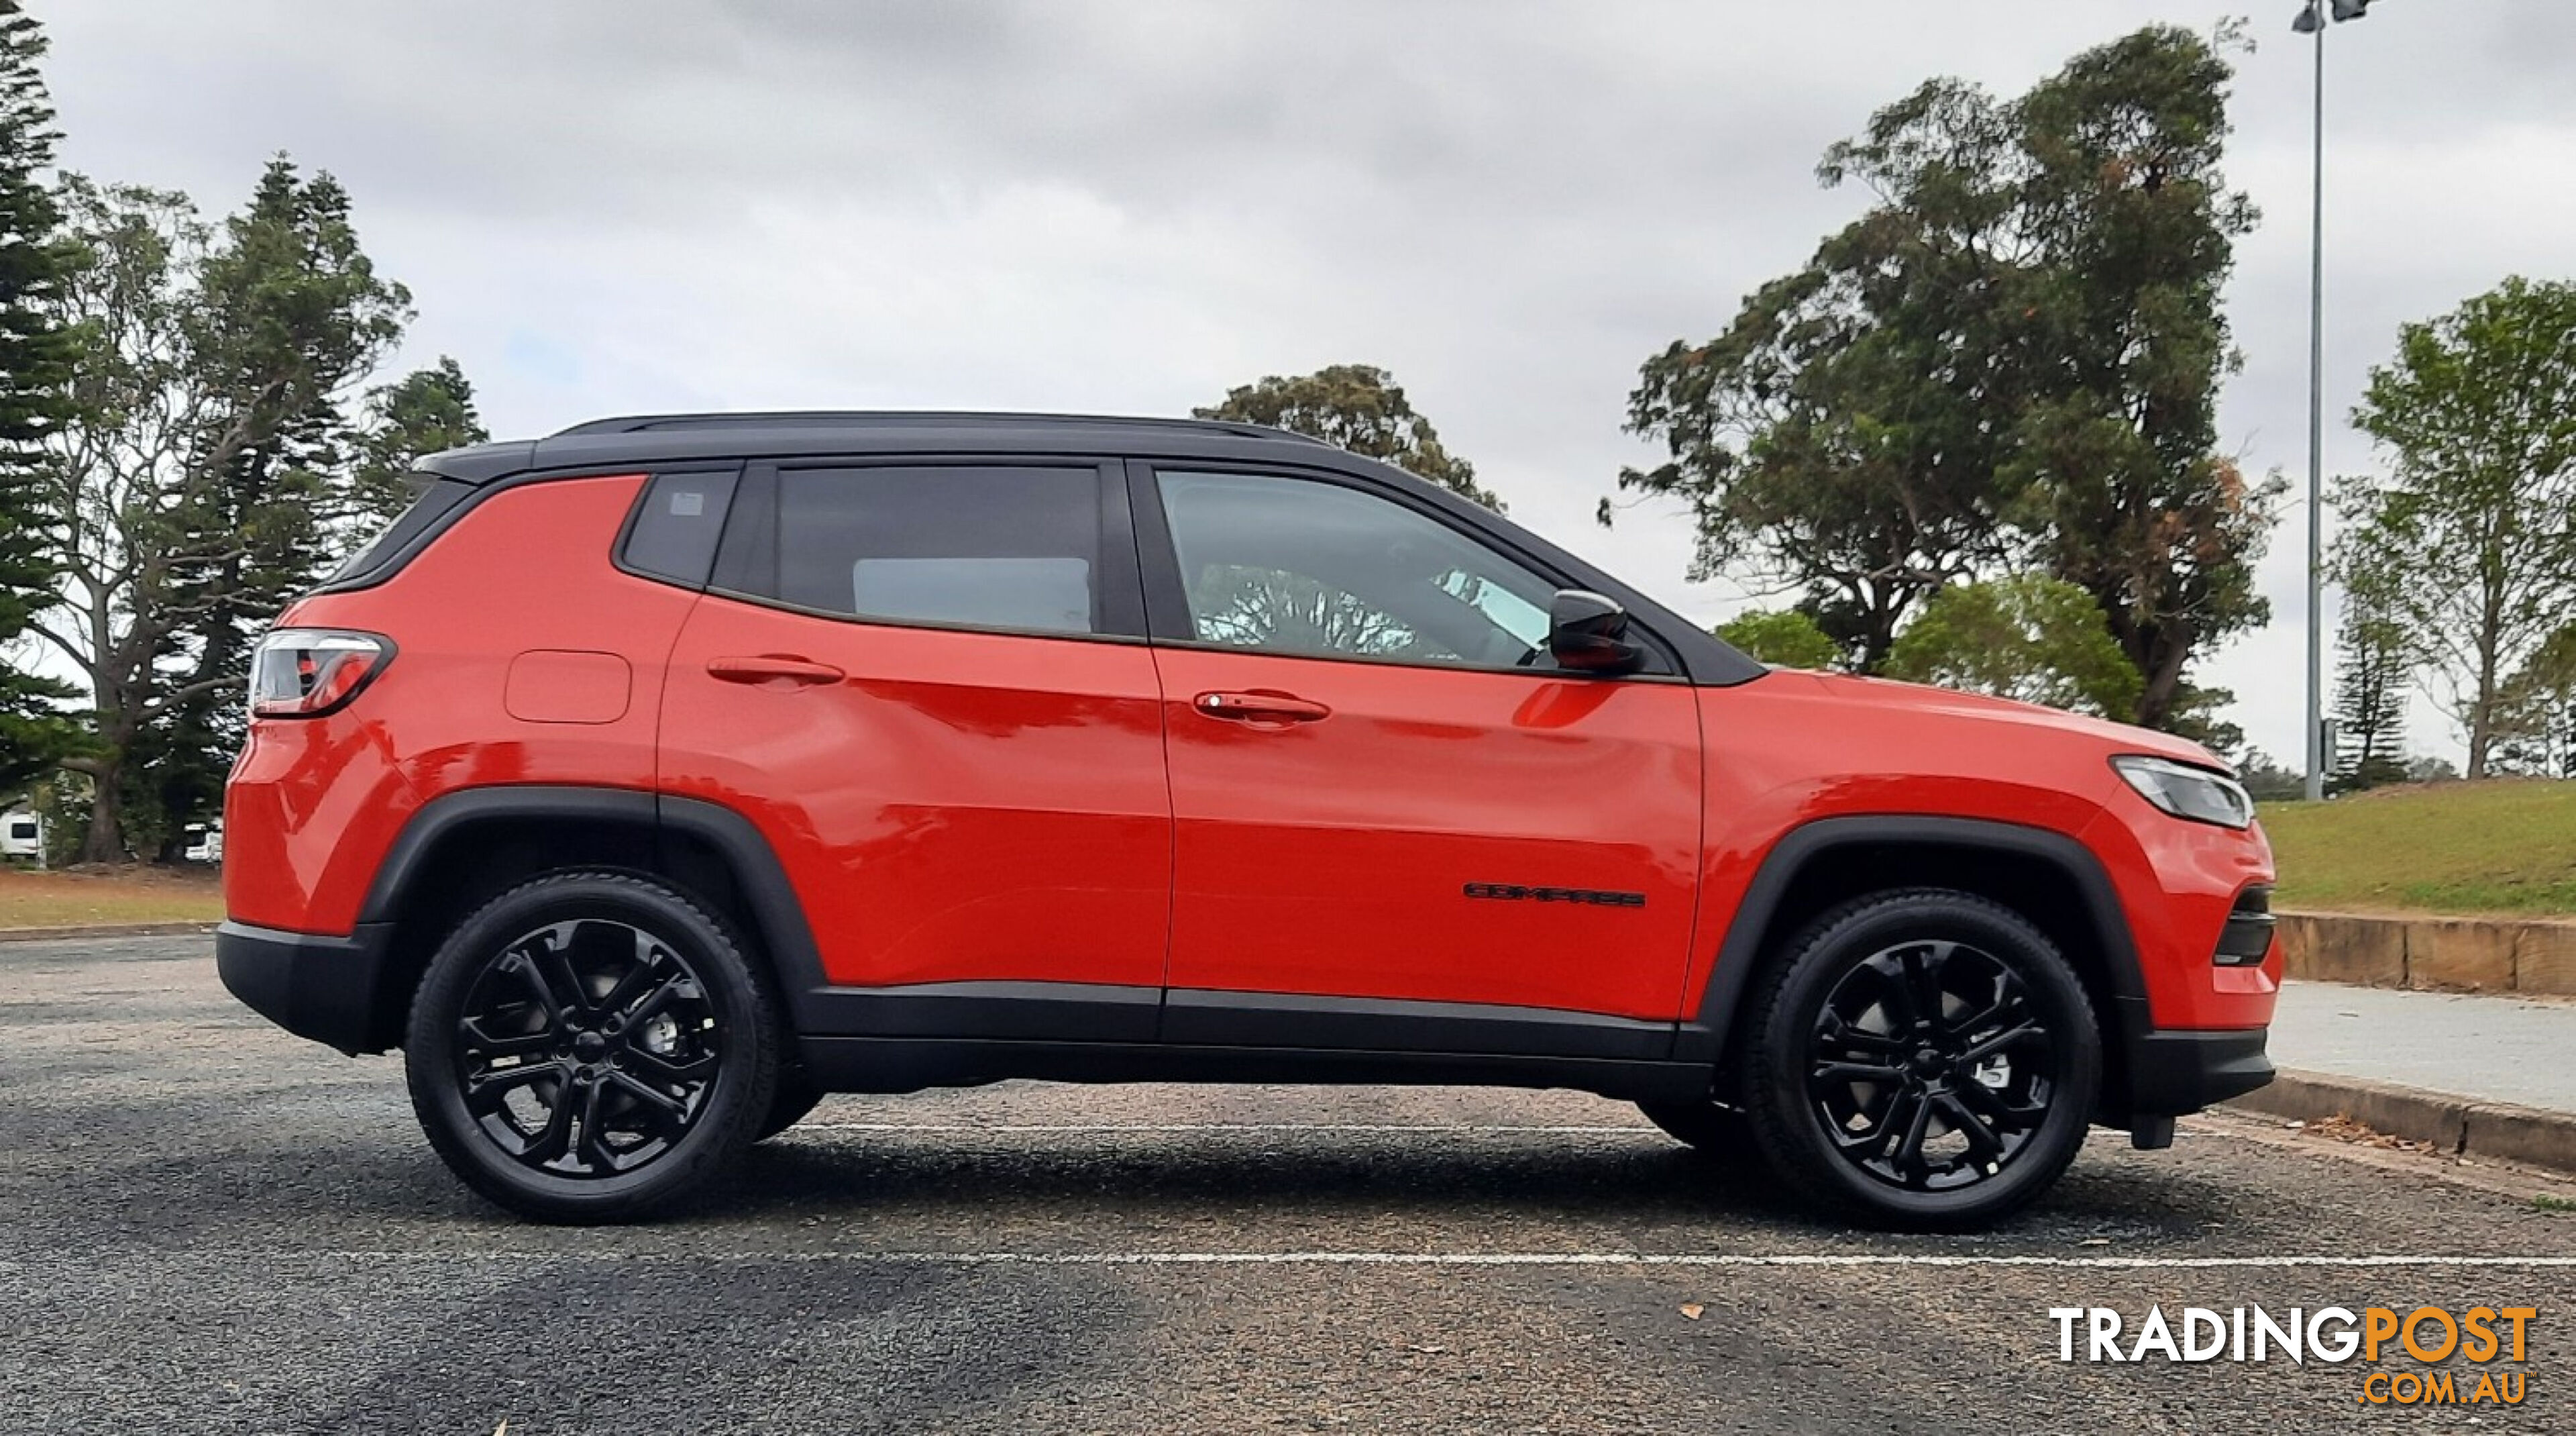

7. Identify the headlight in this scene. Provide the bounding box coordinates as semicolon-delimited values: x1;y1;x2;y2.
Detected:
2112;755;2254;829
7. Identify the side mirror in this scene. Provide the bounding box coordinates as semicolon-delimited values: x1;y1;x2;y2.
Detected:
1548;589;1645;675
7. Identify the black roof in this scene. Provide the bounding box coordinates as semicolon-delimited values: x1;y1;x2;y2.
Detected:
419;411;1332;487
552;410;1328;444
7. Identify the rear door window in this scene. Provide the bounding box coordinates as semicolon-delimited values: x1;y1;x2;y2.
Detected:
712;464;1138;638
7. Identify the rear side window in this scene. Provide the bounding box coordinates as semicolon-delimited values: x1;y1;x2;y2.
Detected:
622;468;743;587
716;465;1107;637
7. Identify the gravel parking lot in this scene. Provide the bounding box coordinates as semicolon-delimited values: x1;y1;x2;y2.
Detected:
7;933;2575;1433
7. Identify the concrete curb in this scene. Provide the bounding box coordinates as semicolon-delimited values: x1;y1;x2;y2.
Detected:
2277;909;2576;996
2226;1068;2576;1175
0;921;217;944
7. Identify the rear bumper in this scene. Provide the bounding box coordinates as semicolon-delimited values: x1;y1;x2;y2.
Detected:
215;919;398;1056
2123;1026;2273;1118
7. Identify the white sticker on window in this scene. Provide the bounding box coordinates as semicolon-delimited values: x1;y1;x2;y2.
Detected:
668;491;706;517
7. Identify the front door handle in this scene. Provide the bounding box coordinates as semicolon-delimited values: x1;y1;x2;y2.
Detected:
1193;690;1330;725
708;654;845;686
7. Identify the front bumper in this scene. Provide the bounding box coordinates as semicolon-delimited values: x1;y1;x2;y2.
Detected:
215;919;398;1056
2123;1026;2274;1117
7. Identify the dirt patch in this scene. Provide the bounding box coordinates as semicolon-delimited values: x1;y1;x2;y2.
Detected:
2290;1112;2445;1156
0;866;224;929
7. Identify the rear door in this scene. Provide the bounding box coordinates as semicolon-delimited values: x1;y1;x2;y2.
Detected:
1134;462;1705;1052
657;458;1171;1040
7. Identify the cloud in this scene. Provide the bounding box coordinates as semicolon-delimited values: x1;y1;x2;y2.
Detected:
41;0;2576;764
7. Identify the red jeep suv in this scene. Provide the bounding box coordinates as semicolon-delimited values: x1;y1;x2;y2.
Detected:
218;411;2279;1227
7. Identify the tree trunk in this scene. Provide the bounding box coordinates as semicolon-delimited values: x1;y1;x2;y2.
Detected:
2135;646;2186;731
2125;614;2192;734
2467;616;2500;780
78;774;124;866
1856;580;1907;676
2467;678;2495;780
1858;625;1895;676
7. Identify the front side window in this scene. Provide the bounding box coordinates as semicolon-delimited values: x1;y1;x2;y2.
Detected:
736;465;1102;635
1156;470;1558;668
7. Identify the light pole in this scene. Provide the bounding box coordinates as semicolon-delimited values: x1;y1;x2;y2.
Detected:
2293;0;2373;803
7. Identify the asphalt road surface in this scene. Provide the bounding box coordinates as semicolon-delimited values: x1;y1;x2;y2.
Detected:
7;933;2575;1434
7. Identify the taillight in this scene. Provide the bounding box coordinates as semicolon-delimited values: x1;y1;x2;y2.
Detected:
248;629;393;719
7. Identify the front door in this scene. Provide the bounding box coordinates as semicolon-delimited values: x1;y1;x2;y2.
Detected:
657;459;1169;1039
1136;464;1703;1047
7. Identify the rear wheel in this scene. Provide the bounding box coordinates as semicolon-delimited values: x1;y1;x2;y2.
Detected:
1737;888;2099;1231
403;870;782;1223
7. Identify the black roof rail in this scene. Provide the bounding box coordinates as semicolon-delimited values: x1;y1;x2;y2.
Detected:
549;410;1328;445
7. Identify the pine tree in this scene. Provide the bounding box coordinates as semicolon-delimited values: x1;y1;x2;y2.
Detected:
347;356;486;527
0;1;80;797
2330;587;2412;792
131;162;409;857
38;160;411;860
142;391;343;858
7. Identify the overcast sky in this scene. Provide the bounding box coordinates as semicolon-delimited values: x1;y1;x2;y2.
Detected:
40;1;2576;764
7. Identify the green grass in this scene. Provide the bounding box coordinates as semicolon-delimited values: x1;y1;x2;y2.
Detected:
2262;779;2576;917
2534;1194;2576;1215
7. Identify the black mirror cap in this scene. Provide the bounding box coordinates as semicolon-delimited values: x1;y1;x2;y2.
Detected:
1548;588;1646;675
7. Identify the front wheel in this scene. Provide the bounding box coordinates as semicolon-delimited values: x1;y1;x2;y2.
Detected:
1737;888;2100;1231
403;870;782;1223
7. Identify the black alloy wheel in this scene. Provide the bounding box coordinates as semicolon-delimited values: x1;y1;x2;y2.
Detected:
1803;939;2053;1191
406;871;781;1223
1738;888;2099;1230
451;916;722;1177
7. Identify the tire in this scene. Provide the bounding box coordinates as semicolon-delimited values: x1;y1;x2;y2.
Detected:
1736;887;2100;1231
755;1070;826;1142
403;870;782;1223
1636;1099;1754;1156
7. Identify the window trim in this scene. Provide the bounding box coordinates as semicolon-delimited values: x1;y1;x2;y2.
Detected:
1126;459;1684;680
696;456;1151;644
310;475;486;594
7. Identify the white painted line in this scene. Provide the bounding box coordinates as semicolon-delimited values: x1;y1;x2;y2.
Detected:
796;1123;1664;1135
39;1251;2576;1271
859;1253;2576;1270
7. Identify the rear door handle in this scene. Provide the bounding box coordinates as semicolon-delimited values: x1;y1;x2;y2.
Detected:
1193;690;1330;725
708;654;845;686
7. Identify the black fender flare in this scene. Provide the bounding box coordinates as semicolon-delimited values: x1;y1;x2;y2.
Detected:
1670;815;2151;1070
360;784;834;1027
